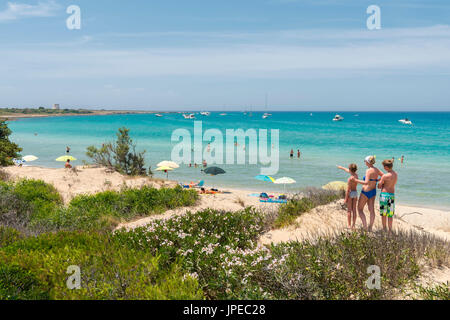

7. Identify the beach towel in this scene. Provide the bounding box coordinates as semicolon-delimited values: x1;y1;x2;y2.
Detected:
260;198;287;204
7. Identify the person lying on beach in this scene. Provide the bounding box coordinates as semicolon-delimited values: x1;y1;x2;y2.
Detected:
337;163;359;230
199;187;221;195
378;159;398;233
355;156;384;232
65;159;72;169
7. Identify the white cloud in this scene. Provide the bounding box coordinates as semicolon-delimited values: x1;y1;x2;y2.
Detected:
1;26;450;80
0;1;60;22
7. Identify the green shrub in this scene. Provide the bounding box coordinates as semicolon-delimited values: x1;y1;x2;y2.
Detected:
0;264;50;300
229;230;450;300
114;208;266;299
416;282;449;300
0;179;62;235
86;127;147;176
1;179;198;233
48;185;199;231
0;232;203;300
0;120;22;166
0;227;24;248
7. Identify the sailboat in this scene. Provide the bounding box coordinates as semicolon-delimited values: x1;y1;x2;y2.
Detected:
262;93;271;119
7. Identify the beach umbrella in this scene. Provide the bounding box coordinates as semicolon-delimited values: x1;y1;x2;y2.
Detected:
13;159;25;166
56;155;77;162
157;161;179;169
203;167;226;176
156;166;174;178
22;155;38;162
322;181;347;191
274;177;296;193
254;175;275;183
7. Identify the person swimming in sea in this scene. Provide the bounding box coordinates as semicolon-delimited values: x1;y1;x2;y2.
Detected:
337;163;359;230
378;159;398;233
355;156;384;231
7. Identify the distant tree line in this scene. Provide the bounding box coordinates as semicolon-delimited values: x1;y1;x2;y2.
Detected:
0;108;94;115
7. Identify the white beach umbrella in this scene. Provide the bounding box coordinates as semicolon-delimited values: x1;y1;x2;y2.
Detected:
274;177;296;185
157;161;180;169
274;177;296;193
22;155;38;162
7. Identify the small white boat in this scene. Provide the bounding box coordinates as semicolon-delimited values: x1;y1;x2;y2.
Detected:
200;112;210;116
399;118;412;125
155;113;163;117
262;112;271;119
182;113;195;119
220;113;227;116
333;114;344;122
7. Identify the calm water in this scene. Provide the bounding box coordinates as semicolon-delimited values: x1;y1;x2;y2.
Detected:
8;112;450;209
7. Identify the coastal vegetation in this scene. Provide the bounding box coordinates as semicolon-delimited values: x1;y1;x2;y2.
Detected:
0;120;22;166
86;127;149;176
0;178;449;300
0;107;93;116
0;179;198;234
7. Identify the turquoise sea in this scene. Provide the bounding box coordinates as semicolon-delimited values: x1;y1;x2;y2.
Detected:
7;112;450;209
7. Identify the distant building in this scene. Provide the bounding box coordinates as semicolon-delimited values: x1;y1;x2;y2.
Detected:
53;104;60;110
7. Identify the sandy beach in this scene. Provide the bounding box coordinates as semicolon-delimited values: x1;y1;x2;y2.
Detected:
4;166;450;242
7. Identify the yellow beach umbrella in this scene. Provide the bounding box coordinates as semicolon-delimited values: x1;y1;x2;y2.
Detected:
157;161;179;169
156;166;174;178
56;155;77;162
322;181;347;191
156;166;174;171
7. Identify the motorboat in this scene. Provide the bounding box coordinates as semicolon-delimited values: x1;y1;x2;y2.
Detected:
155;113;163;117
333;114;344;121
262;112;272;119
399;118;412;125
183;113;195;119
200;112;210;116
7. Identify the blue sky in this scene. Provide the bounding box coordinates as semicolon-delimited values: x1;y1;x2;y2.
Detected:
0;0;450;111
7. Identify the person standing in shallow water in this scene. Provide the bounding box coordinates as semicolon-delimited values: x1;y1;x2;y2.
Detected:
290;149;294;159
356;156;384;232
66;146;70;154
